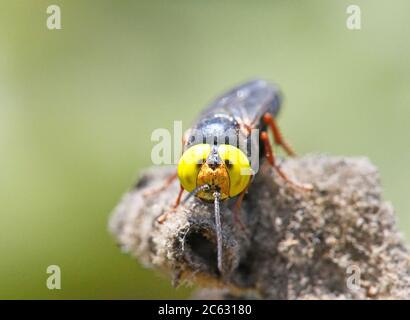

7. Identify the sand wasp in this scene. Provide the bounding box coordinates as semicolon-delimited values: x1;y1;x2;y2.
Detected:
148;79;312;272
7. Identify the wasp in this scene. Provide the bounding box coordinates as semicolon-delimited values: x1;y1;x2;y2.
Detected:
147;79;312;273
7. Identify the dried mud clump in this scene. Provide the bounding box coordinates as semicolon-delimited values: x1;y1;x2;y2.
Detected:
109;155;410;299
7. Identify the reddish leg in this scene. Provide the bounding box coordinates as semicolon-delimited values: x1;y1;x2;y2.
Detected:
233;184;251;238
262;113;296;157
157;185;184;224
143;171;178;197
260;132;312;191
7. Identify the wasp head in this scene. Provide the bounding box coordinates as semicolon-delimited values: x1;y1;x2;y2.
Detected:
177;144;252;202
195;146;230;201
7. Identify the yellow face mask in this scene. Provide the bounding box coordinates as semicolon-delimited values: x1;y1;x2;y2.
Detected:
177;144;251;201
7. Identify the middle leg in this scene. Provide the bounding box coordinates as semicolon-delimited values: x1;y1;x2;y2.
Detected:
260;131;312;191
157;185;184;224
232;183;251;238
262;113;296;157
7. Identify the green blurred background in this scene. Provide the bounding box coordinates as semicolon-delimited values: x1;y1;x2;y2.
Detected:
0;0;409;299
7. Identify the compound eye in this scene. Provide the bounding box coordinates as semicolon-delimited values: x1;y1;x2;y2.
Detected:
177;144;211;192
218;144;252;197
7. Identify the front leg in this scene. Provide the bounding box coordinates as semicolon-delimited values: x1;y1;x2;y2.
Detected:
157;185;185;224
